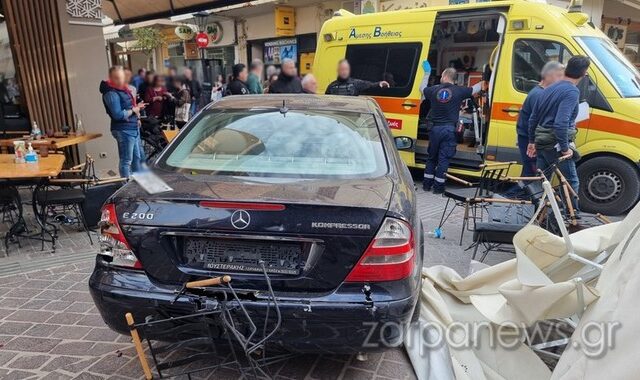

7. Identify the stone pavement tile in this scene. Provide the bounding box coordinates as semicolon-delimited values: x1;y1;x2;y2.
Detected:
72;372;106;380
375;360;416;380
2;336;61;353
47;312;86;325
0;298;28;308
50;325;93;340
115;356;148;378
309;358;345;380
47;281;77;291
41;356;85;372
3;369;39;380
43;300;75;312
20;299;51;310
276;354;318;379
5;287;44;298
382;348;409;363
61;358;97;374
23;323;61;337
59;273;88;283
0;274;28;286
342;368;374;380
0;321;33;335
75;314;105;327
65;302;94;314
62;291;94;303
0;287;13;296
25;270;54;280
87;353;131;375
348;352;383;372
0;351;18;366
69;282;89;292
19;279;55;289
0;308;15;319
88;342;129;356
6;354;50;369
41;372;73;380
5;309;55;323
83;327;121;342
37;289;72;301
50;341;95;355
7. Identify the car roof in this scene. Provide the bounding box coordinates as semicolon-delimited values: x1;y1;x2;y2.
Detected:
204;94;378;114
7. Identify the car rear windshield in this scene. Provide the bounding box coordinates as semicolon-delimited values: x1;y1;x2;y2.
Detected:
158;109;388;179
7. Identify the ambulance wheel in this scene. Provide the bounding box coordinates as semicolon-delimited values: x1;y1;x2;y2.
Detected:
578;156;640;216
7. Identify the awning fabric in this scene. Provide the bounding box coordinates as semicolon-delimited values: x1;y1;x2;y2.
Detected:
102;0;249;24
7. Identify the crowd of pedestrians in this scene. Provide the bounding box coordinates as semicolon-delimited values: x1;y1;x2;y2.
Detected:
99;58;387;179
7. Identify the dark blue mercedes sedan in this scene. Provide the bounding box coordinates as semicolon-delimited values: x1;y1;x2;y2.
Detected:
89;95;423;353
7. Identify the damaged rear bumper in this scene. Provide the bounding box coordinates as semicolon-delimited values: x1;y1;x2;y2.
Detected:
88;258;418;353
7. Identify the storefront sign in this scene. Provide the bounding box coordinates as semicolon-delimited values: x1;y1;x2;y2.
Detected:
275;6;295;37
205;22;224;45
299;53;315;75
175;25;196;41
264;38;297;64
196;32;209;48
184;42;199;59
604;23;628;49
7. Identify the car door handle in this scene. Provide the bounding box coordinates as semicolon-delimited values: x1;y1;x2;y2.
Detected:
502;107;520;113
402;102;417;108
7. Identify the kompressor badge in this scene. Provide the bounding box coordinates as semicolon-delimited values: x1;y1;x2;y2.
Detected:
311;222;371;230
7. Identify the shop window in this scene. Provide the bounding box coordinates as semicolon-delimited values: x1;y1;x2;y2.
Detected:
512;39;572;93
345;42;422;97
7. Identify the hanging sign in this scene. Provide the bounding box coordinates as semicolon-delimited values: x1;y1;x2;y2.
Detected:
196;32;209;48
205;22;224;45
175;25;196;41
275;6;295;37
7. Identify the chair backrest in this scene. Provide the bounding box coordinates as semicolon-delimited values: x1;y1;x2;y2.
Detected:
476;162;514;198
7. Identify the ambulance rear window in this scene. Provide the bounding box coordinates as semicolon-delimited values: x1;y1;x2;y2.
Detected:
346;42;422;98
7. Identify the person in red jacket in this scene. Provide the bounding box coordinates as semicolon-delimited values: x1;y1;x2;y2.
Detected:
144;75;173;120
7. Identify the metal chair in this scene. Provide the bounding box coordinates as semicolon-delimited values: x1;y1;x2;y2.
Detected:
437;162;515;245
35;154;96;250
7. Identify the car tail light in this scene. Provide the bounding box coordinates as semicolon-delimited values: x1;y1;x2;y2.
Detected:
98;203;142;269
345;217;415;282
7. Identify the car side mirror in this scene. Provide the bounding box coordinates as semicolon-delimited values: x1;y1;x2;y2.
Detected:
394;136;413;150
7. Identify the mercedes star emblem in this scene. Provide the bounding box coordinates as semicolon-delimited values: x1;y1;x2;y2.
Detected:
230;209;251;230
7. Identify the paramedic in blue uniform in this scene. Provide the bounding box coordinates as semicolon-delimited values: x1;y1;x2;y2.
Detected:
422;68;479;193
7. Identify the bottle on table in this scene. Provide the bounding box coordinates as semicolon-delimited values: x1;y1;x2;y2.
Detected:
75;114;86;136
31;121;42;140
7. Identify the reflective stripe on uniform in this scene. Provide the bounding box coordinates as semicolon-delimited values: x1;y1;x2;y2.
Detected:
435;177;446;183
424;174;434;179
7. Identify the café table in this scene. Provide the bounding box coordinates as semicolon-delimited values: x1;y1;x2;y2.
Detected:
0;154;66;254
0;133;102;168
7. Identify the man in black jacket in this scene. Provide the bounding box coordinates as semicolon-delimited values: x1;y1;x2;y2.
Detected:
325;59;389;96
268;59;303;94
183;67;202;116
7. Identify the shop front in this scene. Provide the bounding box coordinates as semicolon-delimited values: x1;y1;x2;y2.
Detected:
601;1;640;68
252;33;315;76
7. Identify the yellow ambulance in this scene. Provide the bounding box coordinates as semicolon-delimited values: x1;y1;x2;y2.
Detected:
313;0;640;215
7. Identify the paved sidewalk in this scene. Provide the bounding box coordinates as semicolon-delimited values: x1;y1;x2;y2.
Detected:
0;187;514;379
